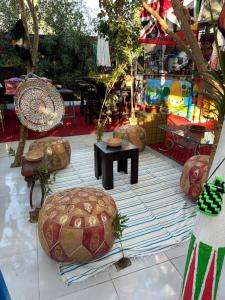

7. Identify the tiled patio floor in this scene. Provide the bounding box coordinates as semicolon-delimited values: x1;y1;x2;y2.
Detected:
0;133;190;300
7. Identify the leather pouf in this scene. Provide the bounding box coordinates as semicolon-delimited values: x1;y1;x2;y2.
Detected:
29;137;71;172
114;124;146;151
180;155;210;201
38;187;117;263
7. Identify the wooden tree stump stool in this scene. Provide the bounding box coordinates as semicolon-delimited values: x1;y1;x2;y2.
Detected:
29;137;71;172
21;150;48;208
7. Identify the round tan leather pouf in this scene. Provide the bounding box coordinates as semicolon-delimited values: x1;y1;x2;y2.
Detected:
180;155;210;201
114;124;146;151
38;187;117;263
29;137;71;172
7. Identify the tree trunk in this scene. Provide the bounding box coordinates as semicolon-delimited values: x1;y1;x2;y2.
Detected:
27;0;39;67
10;125;28;167
11;0;39;168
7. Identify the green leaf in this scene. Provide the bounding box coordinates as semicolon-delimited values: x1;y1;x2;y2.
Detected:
112;213;129;241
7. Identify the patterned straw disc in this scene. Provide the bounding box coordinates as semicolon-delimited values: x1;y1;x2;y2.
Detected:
15;78;64;132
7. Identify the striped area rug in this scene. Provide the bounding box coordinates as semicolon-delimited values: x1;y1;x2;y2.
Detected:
51;145;196;285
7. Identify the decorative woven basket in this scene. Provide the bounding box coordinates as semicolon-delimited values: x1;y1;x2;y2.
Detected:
15;77;64;132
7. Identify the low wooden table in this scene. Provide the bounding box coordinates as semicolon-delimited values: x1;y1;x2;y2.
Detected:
94;141;139;190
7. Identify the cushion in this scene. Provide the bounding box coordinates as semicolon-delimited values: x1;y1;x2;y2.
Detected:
114;124;146;151
180;155;210;201
38;187;117;263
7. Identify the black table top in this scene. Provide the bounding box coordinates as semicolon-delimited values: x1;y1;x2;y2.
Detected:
95;140;138;154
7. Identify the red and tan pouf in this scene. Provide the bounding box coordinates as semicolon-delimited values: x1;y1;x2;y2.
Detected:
38;187;117;263
114;124;146;151
180;155;210;201
29;137;71;172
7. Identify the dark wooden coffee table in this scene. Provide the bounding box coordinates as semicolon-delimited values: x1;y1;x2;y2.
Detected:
94;141;139;190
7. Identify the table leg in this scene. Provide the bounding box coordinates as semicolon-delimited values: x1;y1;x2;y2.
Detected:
118;159;127;173
29;179;35;208
194;142;200;155
102;155;113;190
131;151;139;184
94;144;101;179
80;98;84;115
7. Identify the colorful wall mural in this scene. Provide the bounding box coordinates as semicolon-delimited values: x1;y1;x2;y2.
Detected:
145;79;193;118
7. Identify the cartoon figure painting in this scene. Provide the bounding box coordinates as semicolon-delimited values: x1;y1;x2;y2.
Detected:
168;80;183;107
145;79;192;117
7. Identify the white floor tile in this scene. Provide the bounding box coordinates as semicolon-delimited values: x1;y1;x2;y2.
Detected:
0;217;37;258
38;245;111;300
0;134;194;300
171;255;186;276
54;281;119;300
164;241;189;260
109;253;168;279
0;250;39;300
113;261;182;300
0;193;30;221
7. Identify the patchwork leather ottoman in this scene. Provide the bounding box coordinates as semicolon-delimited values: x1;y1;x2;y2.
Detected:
38;187;117;263
180;155;210;201
114;124;146;151
29;137;71;172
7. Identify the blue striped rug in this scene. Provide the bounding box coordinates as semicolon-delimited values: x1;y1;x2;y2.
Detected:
51;146;196;285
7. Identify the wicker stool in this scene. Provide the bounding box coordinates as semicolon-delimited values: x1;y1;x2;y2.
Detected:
38;187;117;263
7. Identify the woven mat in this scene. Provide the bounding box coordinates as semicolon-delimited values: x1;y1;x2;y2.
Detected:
50;146;196;285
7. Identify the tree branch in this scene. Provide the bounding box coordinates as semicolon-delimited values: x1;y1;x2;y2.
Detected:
171;0;207;73
142;2;195;62
26;0;39;69
18;0;30;46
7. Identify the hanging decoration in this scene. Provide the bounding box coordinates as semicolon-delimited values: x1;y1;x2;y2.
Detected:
139;0;196;45
182;234;225;300
181;111;225;299
196;176;224;216
10;19;33;66
15;76;64;132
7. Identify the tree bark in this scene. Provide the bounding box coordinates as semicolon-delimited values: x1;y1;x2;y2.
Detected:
27;0;39;67
11;0;39;168
142;2;195;62
171;0;207;73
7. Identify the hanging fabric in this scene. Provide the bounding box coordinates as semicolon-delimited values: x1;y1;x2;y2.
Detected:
96;37;111;67
139;0;196;45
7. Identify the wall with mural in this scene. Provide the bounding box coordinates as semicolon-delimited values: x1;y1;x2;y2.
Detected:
145;79;193;118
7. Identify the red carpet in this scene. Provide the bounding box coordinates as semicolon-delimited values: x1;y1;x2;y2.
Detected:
150;143;212;165
150;114;213;165
0;107;121;142
0;109;213;166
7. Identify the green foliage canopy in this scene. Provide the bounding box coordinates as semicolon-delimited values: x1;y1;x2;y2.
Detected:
0;0;97;88
97;0;143;66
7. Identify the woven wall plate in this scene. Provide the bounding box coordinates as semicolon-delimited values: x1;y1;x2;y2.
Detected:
15;78;64;132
